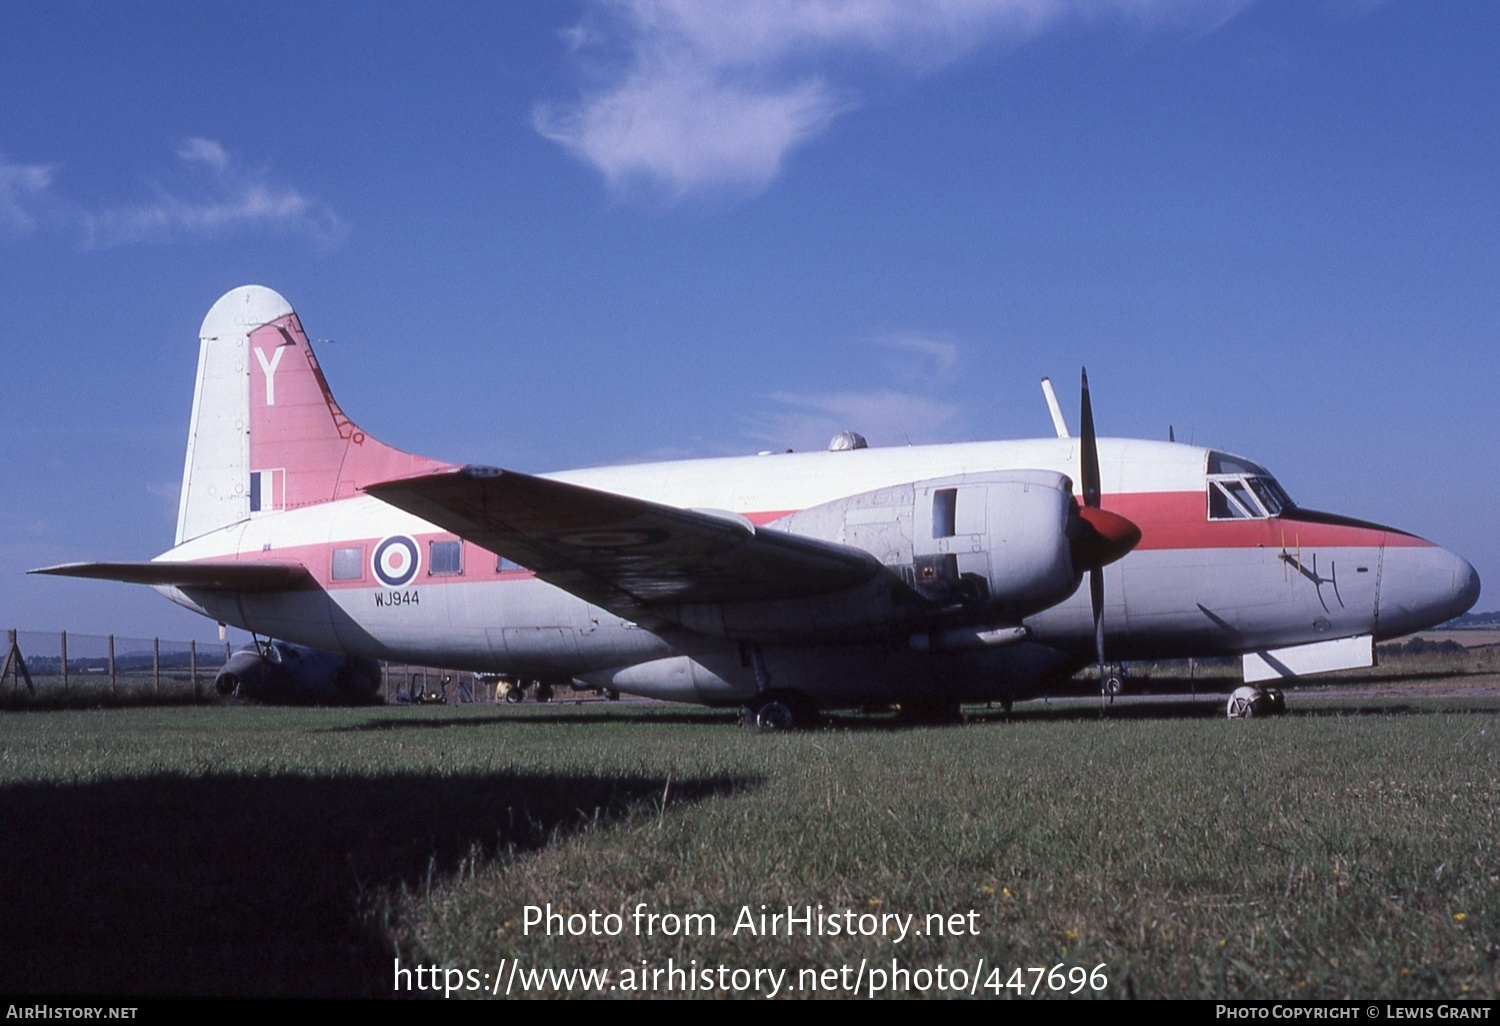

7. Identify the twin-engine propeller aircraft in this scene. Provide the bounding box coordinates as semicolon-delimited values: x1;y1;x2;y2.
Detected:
35;286;1479;725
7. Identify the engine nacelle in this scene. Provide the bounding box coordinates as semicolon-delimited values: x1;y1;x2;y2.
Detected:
214;641;382;704
673;470;1082;642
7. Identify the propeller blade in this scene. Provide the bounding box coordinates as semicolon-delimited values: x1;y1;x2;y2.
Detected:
1090;567;1106;668
1079;367;1101;509
1077;368;1132;700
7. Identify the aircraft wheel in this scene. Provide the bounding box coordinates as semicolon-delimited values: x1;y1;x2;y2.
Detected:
1227;686;1255;718
534;682;554;703
215;673;240;698
755;699;796;730
1228;685;1289;718
751;692;817;730
504;686;524;704
1103;673;1126;697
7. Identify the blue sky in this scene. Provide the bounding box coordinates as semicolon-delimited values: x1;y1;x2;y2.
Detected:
2;0;1495;643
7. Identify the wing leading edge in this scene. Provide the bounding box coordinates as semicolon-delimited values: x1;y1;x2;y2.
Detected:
364;465;883;617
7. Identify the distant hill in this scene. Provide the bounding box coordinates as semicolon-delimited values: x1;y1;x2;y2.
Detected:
1441;610;1500;629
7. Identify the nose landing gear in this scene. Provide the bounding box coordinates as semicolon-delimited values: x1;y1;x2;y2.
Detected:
1226;685;1286;718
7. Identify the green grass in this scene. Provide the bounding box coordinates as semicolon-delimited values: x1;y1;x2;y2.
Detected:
1;700;1496;998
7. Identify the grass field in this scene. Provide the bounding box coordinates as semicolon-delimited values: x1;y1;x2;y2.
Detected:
1;698;1496;999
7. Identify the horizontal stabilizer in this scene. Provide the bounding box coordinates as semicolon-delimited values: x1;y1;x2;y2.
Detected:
30;560;315;592
365;465;883;615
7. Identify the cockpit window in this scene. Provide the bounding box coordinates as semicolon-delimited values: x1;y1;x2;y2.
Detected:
1206;451;1294;521
1248;476;1291;516
1207;452;1269;476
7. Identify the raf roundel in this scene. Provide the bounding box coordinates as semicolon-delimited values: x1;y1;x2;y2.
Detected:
373;535;420;587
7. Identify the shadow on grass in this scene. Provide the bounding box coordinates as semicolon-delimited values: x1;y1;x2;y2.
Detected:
0;769;758;998
1283;702;1500;718
826;693;1500;728
319;709;739;733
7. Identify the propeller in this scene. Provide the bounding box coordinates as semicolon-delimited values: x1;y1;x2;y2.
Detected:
1067;369;1142;695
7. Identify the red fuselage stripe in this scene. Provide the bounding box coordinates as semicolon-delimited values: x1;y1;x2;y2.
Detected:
199;491;1427;590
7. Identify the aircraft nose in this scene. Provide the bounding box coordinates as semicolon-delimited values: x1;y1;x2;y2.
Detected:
1378;545;1481;637
1452;556;1482;619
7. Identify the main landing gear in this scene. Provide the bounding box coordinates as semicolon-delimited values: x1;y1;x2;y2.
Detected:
1226;685;1287;719
497;678;554;703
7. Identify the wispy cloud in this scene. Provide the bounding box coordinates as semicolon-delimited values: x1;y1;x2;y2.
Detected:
81;138;345;248
176;137;231;174
0;158;54;236
536;0;1253;199
0;139;344;248
752;388;961;450
749;329;968;448
877;332;959;379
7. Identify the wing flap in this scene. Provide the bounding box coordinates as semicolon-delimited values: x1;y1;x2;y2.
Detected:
30;560;315;592
365;465;882;613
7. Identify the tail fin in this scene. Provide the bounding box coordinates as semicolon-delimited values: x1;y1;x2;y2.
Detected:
176;285;451;544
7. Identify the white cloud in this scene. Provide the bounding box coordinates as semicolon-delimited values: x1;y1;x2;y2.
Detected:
175;137;231;173
536;67;849;197
82;139;345;248
0;158;54;235
0;140;344;248
537;0;1253;198
878;332;959;378
752;388;961;450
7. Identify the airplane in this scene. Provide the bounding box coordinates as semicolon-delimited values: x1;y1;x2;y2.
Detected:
33;285;1480;726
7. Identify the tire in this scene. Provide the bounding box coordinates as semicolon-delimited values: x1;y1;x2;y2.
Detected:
1227;686;1261;719
755;699;796;731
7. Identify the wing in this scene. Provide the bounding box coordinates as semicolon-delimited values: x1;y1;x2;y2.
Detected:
364;465;883;616
30;560;315;592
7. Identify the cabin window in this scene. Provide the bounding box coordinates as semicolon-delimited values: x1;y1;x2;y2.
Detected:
496;555;529;573
932;488;957;539
429;540;462;575
332;547;363;581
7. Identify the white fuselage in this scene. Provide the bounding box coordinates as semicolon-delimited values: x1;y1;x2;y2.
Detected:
157;435;1477;707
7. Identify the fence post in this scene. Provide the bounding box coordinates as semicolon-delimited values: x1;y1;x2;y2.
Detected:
153;637;160;693
3;629;36;695
108;634;116;699
191;640;199;697
60;630;68;692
